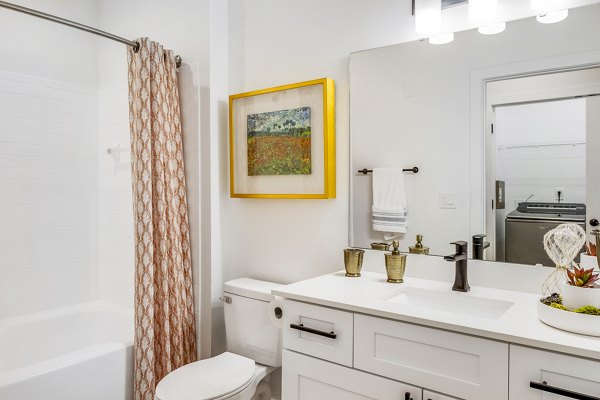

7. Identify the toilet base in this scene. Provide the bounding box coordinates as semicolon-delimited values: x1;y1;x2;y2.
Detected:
215;364;276;400
250;380;271;400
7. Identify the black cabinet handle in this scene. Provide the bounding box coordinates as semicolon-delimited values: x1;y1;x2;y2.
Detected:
289;323;337;339
404;392;413;400
530;381;600;400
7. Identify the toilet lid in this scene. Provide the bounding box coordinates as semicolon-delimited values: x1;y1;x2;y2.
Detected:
155;352;256;400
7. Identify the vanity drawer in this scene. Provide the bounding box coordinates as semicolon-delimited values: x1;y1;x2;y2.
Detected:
509;345;600;399
283;349;422;400
282;300;353;367
354;314;508;400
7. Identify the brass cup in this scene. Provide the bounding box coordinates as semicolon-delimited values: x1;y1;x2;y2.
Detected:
371;242;390;251
385;253;407;283
344;248;365;277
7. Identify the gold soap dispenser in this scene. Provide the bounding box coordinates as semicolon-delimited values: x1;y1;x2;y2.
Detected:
409;234;430;255
385;240;407;283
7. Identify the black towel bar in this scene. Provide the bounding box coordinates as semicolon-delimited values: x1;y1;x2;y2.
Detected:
358;167;419;175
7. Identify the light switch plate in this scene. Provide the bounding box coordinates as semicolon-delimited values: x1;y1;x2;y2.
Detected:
439;192;457;209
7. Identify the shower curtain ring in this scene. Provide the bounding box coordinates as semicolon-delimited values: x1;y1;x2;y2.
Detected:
133;41;140;53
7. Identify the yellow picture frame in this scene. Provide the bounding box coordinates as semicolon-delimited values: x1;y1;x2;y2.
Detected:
229;78;335;199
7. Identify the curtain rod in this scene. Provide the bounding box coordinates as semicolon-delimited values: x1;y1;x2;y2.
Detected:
0;0;182;68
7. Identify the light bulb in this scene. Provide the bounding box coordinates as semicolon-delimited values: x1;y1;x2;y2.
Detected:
429;33;454;45
415;0;442;35
478;22;506;35
469;0;498;25
536;9;568;24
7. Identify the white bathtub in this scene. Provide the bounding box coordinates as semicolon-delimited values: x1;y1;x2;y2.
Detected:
0;301;133;400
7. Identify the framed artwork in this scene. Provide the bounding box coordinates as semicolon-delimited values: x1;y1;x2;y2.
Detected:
229;78;335;199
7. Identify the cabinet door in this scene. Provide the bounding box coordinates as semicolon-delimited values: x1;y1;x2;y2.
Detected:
354;314;508;400
510;345;600;399
282;350;422;400
423;390;462;400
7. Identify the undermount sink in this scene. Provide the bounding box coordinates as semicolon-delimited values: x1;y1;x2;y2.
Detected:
386;287;514;319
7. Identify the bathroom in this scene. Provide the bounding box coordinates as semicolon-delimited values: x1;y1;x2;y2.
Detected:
0;0;599;399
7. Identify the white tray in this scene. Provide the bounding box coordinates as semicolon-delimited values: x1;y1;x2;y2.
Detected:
537;301;600;337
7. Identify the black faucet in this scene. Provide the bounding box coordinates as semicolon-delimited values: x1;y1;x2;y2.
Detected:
472;234;490;261
444;241;470;292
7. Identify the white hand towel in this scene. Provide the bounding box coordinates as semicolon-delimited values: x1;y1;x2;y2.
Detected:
372;168;408;239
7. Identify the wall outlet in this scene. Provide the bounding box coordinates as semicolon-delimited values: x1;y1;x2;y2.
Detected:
439;192;457;209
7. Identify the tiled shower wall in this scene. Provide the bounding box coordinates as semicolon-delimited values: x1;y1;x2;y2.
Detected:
0;70;99;319
97;45;134;309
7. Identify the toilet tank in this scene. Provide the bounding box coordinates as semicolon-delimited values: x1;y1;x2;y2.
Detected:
223;278;284;367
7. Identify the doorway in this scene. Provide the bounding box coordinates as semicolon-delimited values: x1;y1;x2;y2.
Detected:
484;67;600;264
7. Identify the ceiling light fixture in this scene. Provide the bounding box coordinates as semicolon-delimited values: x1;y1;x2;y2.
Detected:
429;32;454;44
478;22;506;35
415;0;442;35
536;9;569;23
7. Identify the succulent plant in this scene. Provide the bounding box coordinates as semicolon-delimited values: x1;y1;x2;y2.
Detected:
566;265;600;288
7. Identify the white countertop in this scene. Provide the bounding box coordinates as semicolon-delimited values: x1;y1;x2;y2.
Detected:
273;270;600;360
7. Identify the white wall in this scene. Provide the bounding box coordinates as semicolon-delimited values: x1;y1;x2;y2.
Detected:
225;0;410;286
0;0;99;319
0;0;99;87
495;99;586;208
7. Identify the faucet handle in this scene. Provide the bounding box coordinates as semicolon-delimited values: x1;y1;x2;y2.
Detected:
450;241;468;254
472;234;487;244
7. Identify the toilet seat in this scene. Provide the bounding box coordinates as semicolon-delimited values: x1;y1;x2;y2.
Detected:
155;352;256;400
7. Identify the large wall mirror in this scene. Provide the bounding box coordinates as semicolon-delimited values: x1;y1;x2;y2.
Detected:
349;4;600;266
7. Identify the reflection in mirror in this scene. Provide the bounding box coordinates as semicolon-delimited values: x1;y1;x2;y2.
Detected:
349;4;600;266
487;74;592;266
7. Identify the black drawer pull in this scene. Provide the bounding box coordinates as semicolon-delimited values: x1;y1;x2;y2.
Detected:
404;392;413;400
290;323;337;339
530;381;600;400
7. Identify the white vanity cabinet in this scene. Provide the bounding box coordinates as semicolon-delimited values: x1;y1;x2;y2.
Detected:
281;300;470;400
281;299;600;400
509;345;600;399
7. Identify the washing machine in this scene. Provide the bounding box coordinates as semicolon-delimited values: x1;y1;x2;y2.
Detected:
505;202;586;266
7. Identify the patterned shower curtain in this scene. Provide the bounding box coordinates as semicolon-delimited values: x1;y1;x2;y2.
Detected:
127;38;197;400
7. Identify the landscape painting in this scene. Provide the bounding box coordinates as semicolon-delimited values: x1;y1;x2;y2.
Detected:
247;106;312;176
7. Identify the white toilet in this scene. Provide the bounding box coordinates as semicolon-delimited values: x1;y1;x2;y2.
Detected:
155;278;283;400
